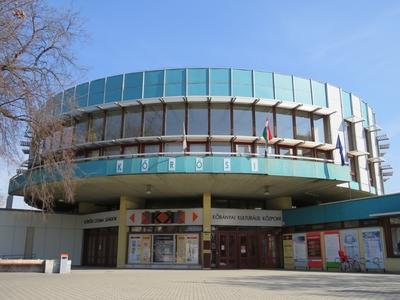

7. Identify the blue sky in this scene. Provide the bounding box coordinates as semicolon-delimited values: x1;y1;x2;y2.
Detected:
1;0;399;208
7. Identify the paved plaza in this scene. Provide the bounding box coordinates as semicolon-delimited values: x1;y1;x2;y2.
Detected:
0;269;399;300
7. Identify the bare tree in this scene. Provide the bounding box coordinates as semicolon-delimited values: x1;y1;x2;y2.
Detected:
0;0;85;211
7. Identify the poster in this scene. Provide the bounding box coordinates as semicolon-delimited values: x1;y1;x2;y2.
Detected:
176;234;199;264
324;231;340;269
127;234;151;264
283;234;294;269
306;232;323;269
153;235;175;263
362;228;384;270
341;229;360;270
292;233;307;269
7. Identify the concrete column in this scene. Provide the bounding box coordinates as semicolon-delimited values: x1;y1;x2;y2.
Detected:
116;196;142;268
202;192;212;268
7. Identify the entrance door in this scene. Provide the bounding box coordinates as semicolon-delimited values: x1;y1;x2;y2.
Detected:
216;231;237;268
259;232;281;268
238;232;258;268
83;227;118;267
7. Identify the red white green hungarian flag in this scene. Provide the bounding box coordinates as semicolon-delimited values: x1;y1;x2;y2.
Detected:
263;118;273;144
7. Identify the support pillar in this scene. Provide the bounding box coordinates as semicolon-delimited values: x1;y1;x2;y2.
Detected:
202;192;212;269
116;196;142;268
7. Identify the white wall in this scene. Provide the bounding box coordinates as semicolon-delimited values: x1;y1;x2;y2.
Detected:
0;210;82;265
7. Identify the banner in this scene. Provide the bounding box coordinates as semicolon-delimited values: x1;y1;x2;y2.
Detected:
283;234;294;269
362;228;384;270
324;231;340;269
292;233;307;269
127;234;151;264
127;208;202;226
306;232;323;269
176;234;199;264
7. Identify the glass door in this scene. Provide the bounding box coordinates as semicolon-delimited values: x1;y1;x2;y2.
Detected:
238;232;258;268
259;231;281;268
216;231;237;269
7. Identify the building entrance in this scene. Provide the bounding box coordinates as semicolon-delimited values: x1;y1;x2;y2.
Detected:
216;229;281;269
82;227;118;267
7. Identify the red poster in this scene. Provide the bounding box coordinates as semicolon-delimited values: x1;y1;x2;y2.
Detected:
306;231;323;268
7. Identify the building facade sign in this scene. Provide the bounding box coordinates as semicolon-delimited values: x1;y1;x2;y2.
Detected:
81;211;119;229
126;208;202;226
211;208;282;227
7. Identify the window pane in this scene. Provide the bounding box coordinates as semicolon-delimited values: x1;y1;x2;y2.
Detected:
189;143;206;152
105;75;123;103
361;101;369;128
232;69;252;97
391;227;400;256
255;106;274;138
75;119;87;144
316;150;330;160
210;68;230;96
75;83;89;107
279;147;293;156
103;146;121;156
312;80;327;107
144;144;159;153
124;106;142;138
88;78;105;106
344;121;355;151
87;149;100;157
274;74;293;101
124;146;138;154
62;126;74;148
256;144;275;155
62;87;75;113
188;68;208;96
313;115;326;143
295;111;312;140
143;105;163;136
165;69;186;96
105;110;122;140
211;142;231;153
211;103;230;135
276;109;293;138
233;104;252;136
52;93;62;115
166;103;185;135
164;143;182;152
297;148;313;157
294;77;311;104
236;144;252;155
88;113;104;142
341;91;353;118
123;72;143;100
144;70;164;98
188;103;208;135
254;71;273;99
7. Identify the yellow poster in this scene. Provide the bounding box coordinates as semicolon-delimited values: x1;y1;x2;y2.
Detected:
283;234;294;269
176;234;199;264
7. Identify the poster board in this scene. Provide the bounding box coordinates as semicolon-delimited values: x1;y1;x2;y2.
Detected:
292;233;307;269
283;234;294;269
176;234;199;264
306;232;323;269
362;228;384;270
341;229;361;271
153;235;175;263
324;231;340;269
127;234;151;264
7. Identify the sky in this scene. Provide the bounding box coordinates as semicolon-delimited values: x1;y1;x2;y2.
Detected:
1;0;399;208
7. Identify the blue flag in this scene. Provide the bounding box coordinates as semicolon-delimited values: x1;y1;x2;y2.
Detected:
336;135;345;166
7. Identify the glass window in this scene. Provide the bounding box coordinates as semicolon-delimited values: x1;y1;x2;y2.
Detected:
62;126;74;148
105;75;123;103
166;103;185;135
188;68;209;96
123;72;143;100
88;78;105;106
143;105;163;136
361;101;369;128
233;104;252;136
87;149;100;157
164;143;183;153
188;103;208;135
144;70;164;98
123;106;142;138
349;157;357;181
256;144;275;156
210;68;230;96
316;150;331;160
341;91;353;118
232;69;252;97
211;103;230;135
276;108;293;138
75;82;89;107
143;144;160;153
103;146;121;156
311;80;327;107
295;111;312;140
254;71;274;99
278;147;293;156
165;69;186;96
189;143;206;153
313;115;326;143
391;227;400;256
293;77;312;104
123;145;138;155
62;87;75;113
255;106;274;138
88;113;104;142
235;144;252;155
274;73;293;101
344;121;355;151
105;110;122;140
297;148;313;157
211;142;231;153
75;119;87;144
